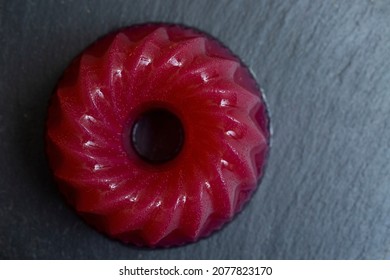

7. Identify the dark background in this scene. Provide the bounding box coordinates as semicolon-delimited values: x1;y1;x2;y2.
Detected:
1;0;390;259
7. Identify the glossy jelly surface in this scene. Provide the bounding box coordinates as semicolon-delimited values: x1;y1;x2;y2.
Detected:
46;24;270;247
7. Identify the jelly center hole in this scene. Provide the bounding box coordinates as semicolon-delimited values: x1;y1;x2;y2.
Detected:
131;108;184;164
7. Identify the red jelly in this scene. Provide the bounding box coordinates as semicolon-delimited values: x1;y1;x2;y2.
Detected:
46;24;270;247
